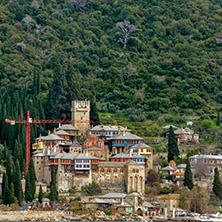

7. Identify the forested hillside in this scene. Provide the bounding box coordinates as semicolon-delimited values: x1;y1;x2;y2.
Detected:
1;0;222;150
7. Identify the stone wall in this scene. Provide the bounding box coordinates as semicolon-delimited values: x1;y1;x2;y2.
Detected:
57;164;75;191
92;166;126;190
73;171;92;190
33;156;51;185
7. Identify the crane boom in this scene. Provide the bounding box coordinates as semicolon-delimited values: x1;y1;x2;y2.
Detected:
5;110;93;173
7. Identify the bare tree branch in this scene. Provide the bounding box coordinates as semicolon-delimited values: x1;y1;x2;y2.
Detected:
115;20;140;49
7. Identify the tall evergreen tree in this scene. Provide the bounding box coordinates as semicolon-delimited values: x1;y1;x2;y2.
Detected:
3;173;10;205
14;160;23;205
9;183;15;204
25;172;33;202
45;64;68;119
28;158;36;199
38;185;43;203
167;126;179;162
184;158;194;190
65;61;80;119
6;151;12;188
216;112;220;126
213;167;222;199
50;168;58;202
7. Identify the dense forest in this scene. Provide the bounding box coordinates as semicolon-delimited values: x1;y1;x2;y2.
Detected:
1;0;222;150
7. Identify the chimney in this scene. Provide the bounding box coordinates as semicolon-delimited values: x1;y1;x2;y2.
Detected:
48;130;51;135
139;140;141;146
118;126;120;134
123;130;126;137
54;128;56;134
39;134;42;141
59;123;61;130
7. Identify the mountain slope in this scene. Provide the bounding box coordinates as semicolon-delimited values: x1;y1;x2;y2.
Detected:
1;0;222;118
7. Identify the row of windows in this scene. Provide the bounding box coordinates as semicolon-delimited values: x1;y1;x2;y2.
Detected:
113;159;144;162
140;149;152;152
128;140;140;144
76;164;90;168
92;131;118;135
136;159;144;162
115;140;141;144
116;140;124;144
36;156;44;159
100;169;124;173
36;161;43;164
76;159;90;163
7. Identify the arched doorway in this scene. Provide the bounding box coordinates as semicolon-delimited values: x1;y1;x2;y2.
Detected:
137;208;143;216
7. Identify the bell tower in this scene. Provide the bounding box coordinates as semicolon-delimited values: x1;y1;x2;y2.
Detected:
71;100;90;136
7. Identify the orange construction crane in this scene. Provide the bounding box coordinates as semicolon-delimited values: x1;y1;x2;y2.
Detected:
5;110;93;174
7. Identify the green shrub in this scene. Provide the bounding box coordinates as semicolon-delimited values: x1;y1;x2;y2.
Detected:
160;186;170;194
104;210;112;215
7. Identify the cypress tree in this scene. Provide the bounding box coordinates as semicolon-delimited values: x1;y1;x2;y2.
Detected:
45;64;68;119
28;158;36;199
21;158;26;175
9;183;15;204
167;126;179;162
183;158;194;190
6;151;12;188
38;185;43;203
213;167;222;199
25;172;33;202
216;112;220;126
3;142;7;166
50;168;58;202
3;173;10;205
14;160;23;205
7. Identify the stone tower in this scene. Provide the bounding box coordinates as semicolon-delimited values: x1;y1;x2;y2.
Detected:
71;100;90;136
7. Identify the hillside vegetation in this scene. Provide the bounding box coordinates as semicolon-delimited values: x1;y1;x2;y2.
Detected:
1;0;222;150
